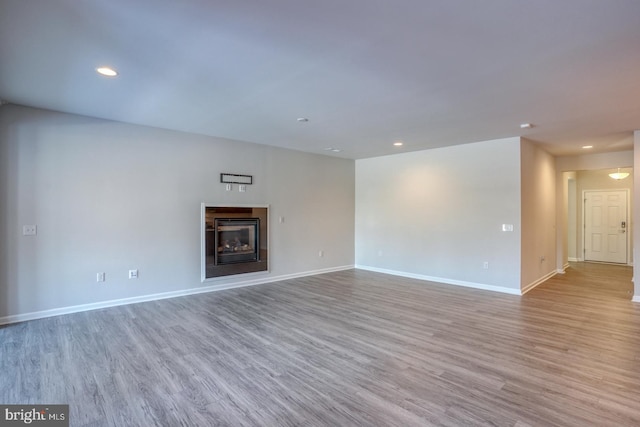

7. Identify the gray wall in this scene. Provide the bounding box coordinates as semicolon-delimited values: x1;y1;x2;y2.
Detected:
520;138;557;291
355;137;522;292
0;105;355;321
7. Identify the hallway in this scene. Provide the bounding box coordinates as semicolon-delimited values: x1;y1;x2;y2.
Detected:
529;261;634;302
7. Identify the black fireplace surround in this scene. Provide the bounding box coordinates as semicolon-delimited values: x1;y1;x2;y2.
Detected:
214;218;260;265
203;205;268;279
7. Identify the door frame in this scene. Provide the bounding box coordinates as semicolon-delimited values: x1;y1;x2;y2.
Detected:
581;188;631;265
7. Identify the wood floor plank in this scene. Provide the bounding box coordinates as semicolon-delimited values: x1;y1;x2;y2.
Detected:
1;262;639;426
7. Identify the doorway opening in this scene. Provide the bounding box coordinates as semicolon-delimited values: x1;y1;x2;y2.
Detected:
563;167;633;300
565;167;633;268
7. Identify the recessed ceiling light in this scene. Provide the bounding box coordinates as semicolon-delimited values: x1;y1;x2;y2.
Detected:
324;147;341;152
582;145;593;149
393;141;403;146
96;66;118;77
520;123;532;129
297;117;309;122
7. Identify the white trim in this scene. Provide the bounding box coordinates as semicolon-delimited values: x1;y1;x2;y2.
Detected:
0;265;354;326
521;270;558;295
568;257;580;262
201;269;271;285
355;265;522;295
632;295;640;303
556;263;570;274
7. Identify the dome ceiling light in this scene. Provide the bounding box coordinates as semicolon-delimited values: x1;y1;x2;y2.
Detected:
96;66;118;77
609;168;630;180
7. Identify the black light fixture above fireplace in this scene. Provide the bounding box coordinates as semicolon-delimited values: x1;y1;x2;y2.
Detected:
220;173;253;185
220;173;254;192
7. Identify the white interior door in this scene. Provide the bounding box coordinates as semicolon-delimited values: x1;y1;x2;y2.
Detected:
584;190;628;263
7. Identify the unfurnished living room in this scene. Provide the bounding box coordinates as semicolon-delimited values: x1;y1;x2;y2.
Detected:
1;1;639;426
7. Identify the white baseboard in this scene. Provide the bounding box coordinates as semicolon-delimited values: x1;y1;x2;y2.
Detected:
521;270;557;295
568;257;580;262
0;265;354;326
632;295;640;303
355;265;522;296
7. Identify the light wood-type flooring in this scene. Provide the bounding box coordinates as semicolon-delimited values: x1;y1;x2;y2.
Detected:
1;262;639;426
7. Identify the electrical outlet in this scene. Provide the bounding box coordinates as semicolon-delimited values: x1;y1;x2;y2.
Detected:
129;269;139;279
97;272;105;282
23;225;37;236
318;250;324;257
483;262;489;269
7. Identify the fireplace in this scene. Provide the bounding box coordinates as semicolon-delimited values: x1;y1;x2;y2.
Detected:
214;218;259;265
202;205;268;280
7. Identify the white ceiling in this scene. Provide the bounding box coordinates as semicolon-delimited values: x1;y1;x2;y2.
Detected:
1;0;639;159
